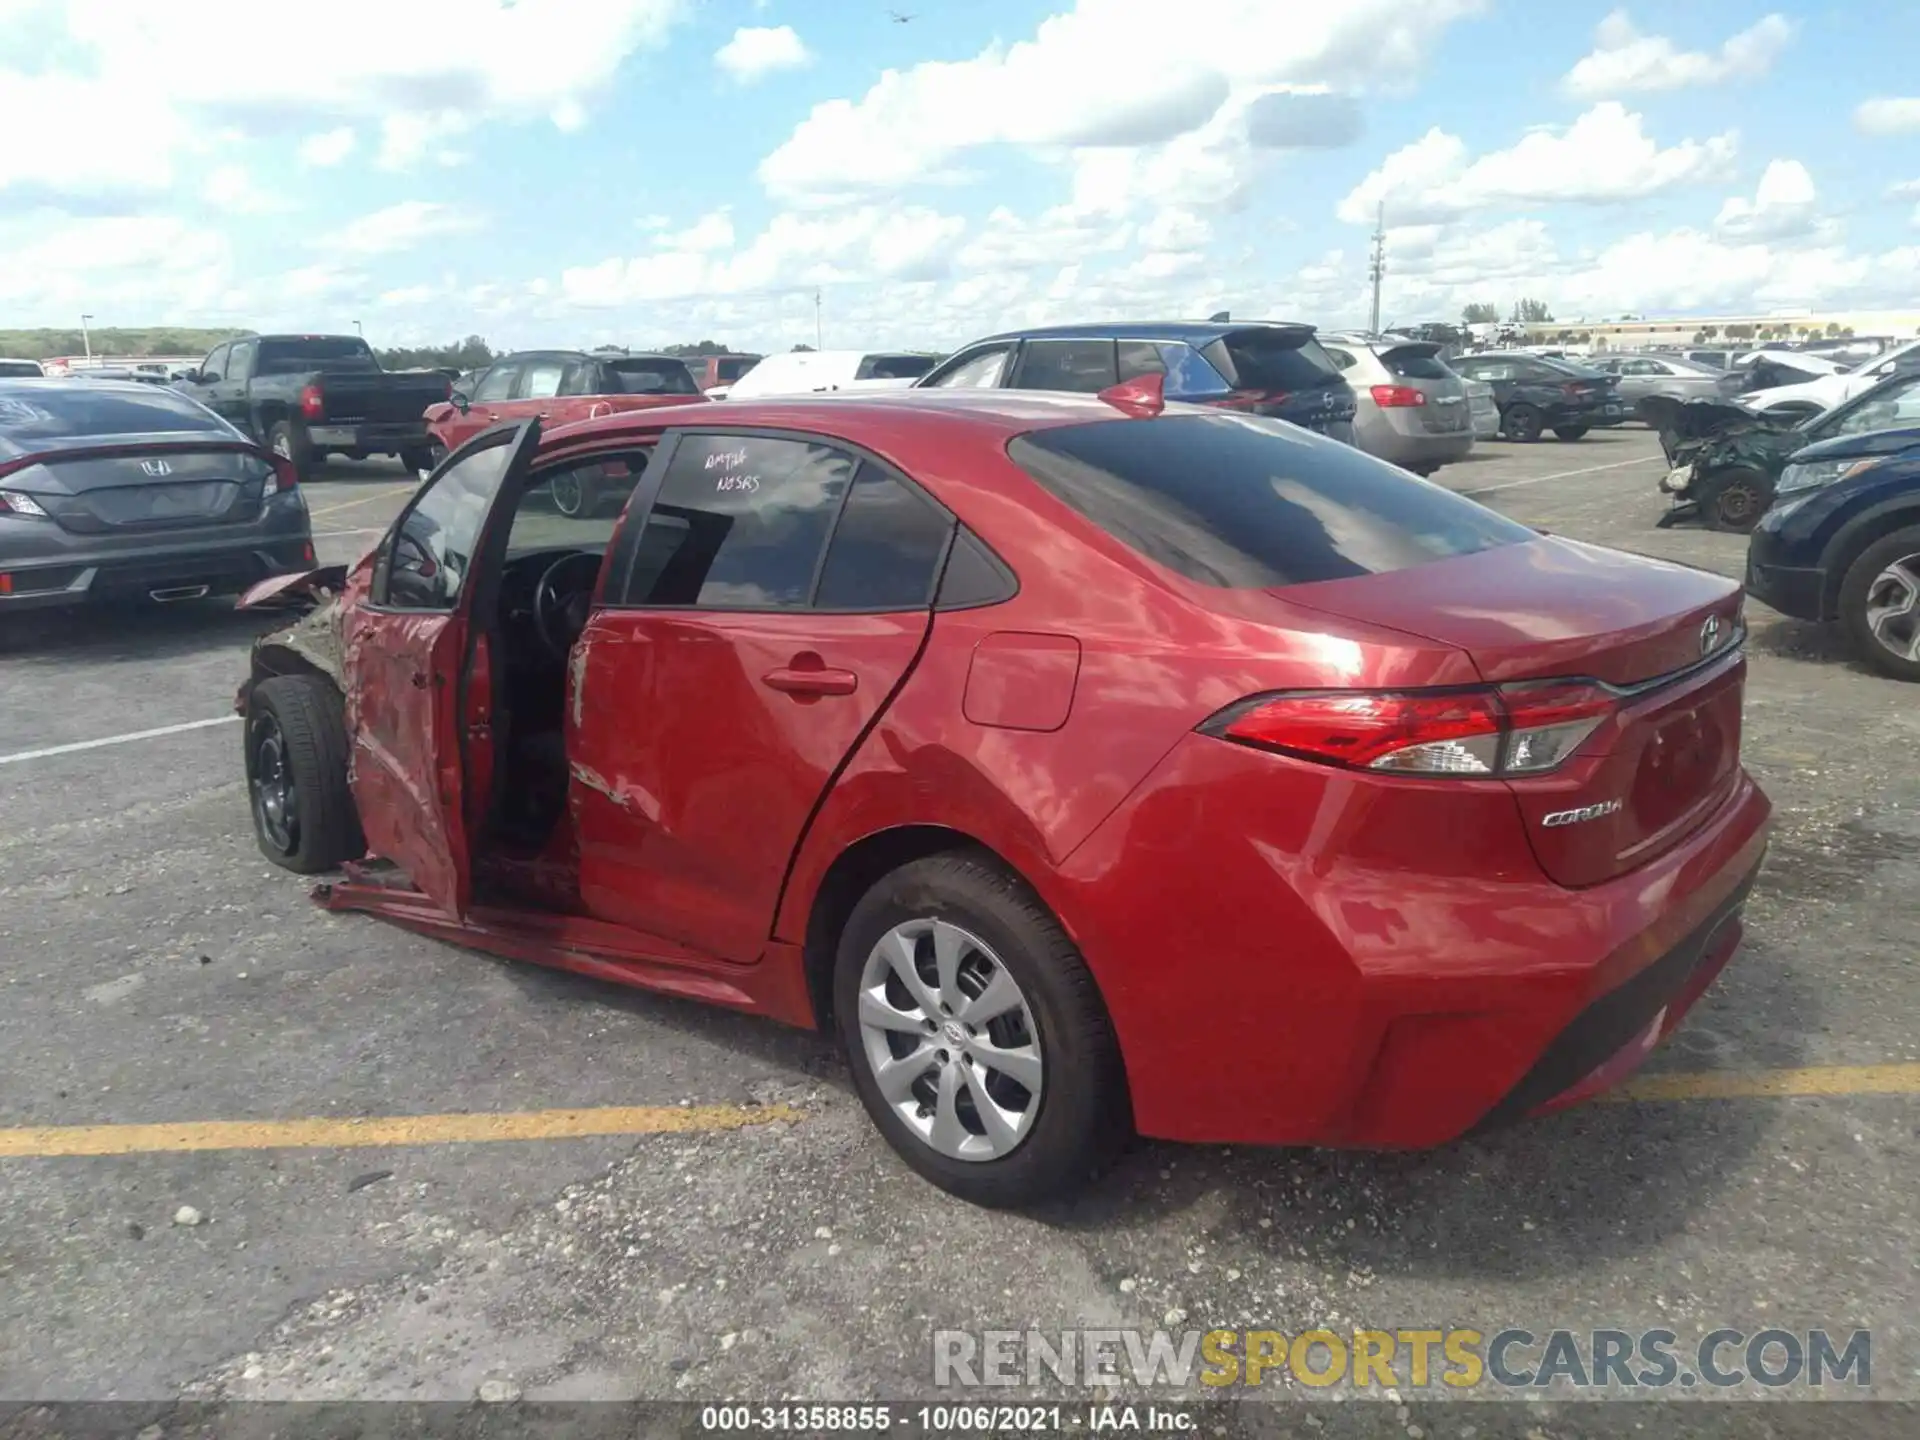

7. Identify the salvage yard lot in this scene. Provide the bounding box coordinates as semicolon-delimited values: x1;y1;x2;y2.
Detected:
0;431;1914;1418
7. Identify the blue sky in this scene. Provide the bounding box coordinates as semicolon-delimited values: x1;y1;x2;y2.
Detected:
3;0;1917;353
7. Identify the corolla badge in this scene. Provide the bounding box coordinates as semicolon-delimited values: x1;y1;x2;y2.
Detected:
1541;799;1624;828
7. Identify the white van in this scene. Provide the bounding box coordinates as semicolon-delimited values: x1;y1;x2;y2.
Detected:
717;349;940;399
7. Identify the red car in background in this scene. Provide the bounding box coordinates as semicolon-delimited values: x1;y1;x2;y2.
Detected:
683;353;763;392
234;382;1769;1207
422;350;707;505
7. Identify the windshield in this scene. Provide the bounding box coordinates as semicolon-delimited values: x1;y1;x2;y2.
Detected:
1810;372;1920;437
256;338;379;375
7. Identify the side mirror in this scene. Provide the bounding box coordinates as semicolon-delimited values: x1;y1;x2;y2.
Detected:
450;392;471;414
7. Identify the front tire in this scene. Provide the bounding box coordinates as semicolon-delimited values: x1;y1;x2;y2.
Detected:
245;674;363;873
1552;424;1589;441
1502;404;1543;442
1694;467;1771;533
833;852;1129;1207
1839;525;1920;682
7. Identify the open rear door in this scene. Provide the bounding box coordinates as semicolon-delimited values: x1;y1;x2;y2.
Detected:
341;420;544;916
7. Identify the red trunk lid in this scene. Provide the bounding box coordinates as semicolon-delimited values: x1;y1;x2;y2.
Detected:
1280;536;1747;886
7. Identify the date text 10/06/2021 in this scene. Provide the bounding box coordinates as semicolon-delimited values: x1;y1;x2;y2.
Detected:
699;1405;1192;1433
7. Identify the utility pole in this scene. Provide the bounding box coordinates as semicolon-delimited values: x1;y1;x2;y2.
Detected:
80;313;94;361
814;288;823;350
1367;203;1386;336
353;320;363;337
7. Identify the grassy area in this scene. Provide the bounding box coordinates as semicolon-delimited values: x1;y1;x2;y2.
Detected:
0;328;248;361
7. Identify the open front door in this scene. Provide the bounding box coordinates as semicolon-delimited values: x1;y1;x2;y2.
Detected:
342;420;543;916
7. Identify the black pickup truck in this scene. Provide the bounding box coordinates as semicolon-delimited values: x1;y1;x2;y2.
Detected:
173;334;450;479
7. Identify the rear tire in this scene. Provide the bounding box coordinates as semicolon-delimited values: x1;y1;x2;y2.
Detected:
833;852;1129;1208
245;674;363;873
1838;525;1920;682
267;421;313;485
1695;467;1772;533
401;445;437;477
1552;425;1589;441
1502;404;1543;442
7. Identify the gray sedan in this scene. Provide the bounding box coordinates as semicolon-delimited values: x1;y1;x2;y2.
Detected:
0;379;314;611
1589;352;1742;418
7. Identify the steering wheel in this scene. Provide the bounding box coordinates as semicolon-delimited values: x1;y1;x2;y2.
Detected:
532;552;603;661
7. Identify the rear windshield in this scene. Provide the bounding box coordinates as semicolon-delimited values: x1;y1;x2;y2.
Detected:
0;384;229;439
1379;346;1452;381
1008;413;1532;589
1202;331;1341;392
256;338;378;375
858;354;939;381
716;356;756;382
607;359;700;395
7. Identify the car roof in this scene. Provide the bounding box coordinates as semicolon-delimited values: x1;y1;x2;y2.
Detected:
961;320;1313;346
497;349;686;364
541;385;1154;451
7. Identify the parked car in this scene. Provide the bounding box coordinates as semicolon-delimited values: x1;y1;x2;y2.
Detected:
174;334;450;481
1747;427;1920;681
683;353;764;392
425;351;707;490
1742;339;1920;422
1448;352;1622;440
1588;352;1744;418
723;350;941;399
1463;378;1500;440
916;322;1358;442
0;378;313;610
230;389;1768;1206
0;358;46;378
1650;369;1920;532
1318;335;1473;475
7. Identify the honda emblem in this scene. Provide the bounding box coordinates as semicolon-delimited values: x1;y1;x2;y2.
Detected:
140;458;173;477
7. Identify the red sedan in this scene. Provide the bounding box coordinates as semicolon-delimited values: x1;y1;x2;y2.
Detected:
234;381;1769;1206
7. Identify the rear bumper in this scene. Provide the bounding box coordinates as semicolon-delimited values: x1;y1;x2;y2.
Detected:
308;422;431;453
0;524;314;610
1053;733;1772;1148
1356;425;1475;469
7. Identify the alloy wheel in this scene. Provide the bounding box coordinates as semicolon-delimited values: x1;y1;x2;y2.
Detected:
1865;554;1920;664
249;715;299;855
855;918;1044;1162
550;472;586;516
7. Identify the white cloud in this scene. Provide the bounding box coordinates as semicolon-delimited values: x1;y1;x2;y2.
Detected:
1856;98;1920;136
0;71;188;195
715;26;813;85
1562;11;1794;99
376;111;473;171
325;202;483;256
1715;159;1823;242
201;165;283;215
299;128;357;167
757;0;1483;201
1338;103;1737;224
0;212;231;315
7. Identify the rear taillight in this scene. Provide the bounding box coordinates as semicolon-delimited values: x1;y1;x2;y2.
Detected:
299;384;324;420
1369;384;1426;408
1205;683;1614;778
262;456;299;496
0;490;50;519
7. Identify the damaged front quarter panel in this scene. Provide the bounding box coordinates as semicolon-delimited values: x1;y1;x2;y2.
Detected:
233;567;351;713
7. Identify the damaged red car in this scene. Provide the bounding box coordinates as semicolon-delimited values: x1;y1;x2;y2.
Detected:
234;385;1770;1207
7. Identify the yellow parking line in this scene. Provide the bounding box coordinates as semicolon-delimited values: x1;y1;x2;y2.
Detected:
1605;1063;1920;1102
308;484;418;519
0;1103;801;1159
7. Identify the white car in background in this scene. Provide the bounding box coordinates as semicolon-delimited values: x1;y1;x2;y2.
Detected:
1743;339;1920;420
0;357;45;377
715;349;941;399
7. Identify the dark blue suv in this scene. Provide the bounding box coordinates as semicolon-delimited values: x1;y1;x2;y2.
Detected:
914;322;1358;442
1746;423;1920;681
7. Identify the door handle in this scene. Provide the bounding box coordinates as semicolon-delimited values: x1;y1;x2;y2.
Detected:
762;662;858;698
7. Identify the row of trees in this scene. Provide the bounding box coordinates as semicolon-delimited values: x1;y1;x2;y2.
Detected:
371;337;815;370
1455;309;1862;345
1461;299;1556;325
0;327;245;360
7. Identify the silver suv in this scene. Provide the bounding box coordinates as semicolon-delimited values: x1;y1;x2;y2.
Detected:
1318;334;1475;476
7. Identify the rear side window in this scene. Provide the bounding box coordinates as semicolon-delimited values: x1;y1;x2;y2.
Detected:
0;385;229;438
1203;332;1340;392
716;357;755;383
858;354;938;381
608;359;701;395
1012;339;1118;393
1008;413;1532;589
814;467;953;610
1116;341;1167;381
620;434;854;609
1380;347;1451;381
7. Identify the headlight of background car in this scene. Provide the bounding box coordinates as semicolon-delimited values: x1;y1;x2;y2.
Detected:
1775;457;1881;496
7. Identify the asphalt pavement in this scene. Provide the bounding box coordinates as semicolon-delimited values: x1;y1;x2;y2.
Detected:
0;435;1914;1433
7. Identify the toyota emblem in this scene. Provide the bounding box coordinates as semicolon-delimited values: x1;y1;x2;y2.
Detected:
1700;615;1722;656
